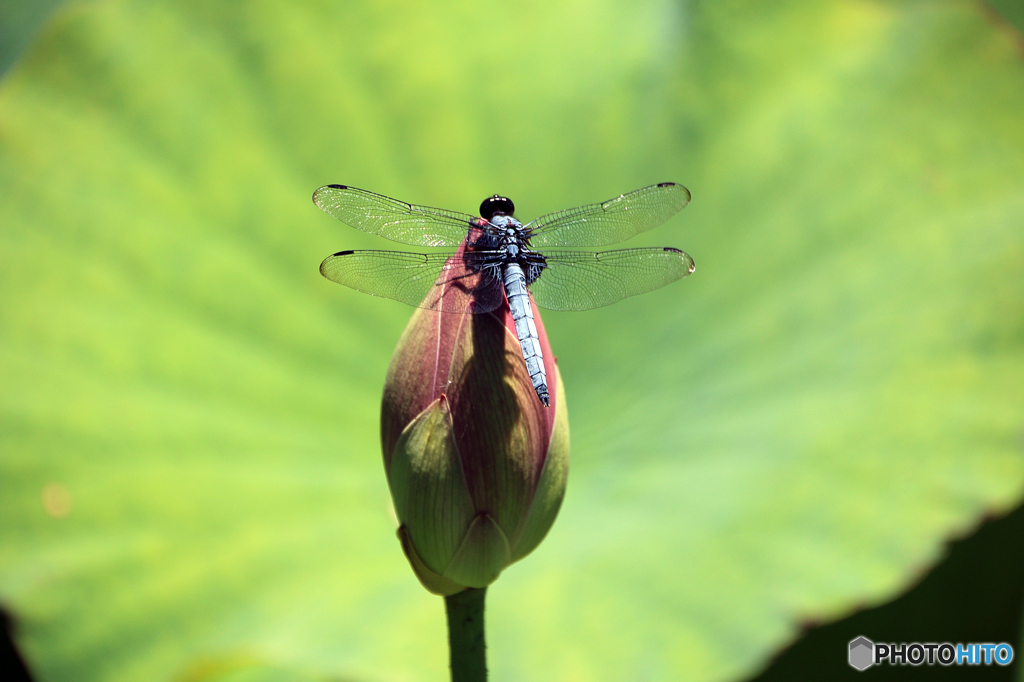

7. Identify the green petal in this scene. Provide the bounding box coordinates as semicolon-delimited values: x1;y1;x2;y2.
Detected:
387;397;476;576
397;525;467;597
510;363;570;562
442;513;512;588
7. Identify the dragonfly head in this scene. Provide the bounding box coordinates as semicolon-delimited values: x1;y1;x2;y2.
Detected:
480;195;515;221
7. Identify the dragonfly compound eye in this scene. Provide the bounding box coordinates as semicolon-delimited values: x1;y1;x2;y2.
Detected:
480;195;515;221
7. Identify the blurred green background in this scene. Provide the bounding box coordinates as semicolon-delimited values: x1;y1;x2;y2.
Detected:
2;0;1023;680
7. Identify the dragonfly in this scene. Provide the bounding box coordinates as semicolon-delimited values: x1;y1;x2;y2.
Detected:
315;183;695;407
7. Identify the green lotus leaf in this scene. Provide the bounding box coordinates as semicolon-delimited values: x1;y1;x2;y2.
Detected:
1;1;1022;680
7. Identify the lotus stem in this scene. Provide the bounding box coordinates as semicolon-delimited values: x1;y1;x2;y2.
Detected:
444;587;487;682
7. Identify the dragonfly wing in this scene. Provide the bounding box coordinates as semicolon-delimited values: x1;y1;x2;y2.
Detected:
527;183;691;248
319;250;505;314
528;247;695;311
313;185;480;247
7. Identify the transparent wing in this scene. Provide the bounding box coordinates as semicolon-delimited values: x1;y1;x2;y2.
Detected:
528;248;695;311
526;183;691;248
319;249;506;314
313;185;480;247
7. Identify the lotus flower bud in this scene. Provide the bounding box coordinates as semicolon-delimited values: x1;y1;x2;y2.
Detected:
381;257;570;596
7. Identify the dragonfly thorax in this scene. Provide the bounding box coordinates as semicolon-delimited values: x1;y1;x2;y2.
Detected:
467;213;546;285
476;215;529;252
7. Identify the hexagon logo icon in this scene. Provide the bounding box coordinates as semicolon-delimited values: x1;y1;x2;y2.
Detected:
849;636;874;671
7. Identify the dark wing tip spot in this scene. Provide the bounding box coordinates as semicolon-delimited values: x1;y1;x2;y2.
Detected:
320;251;352;277
664;247;695;273
657;181;692;204
313;184;350;203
